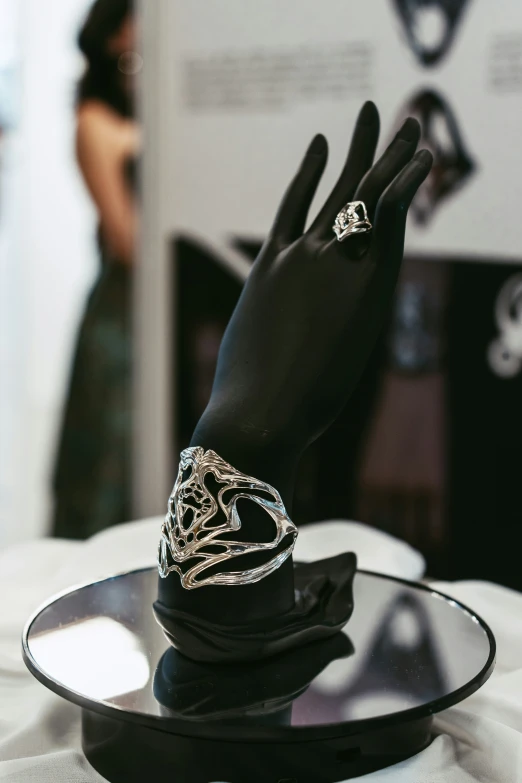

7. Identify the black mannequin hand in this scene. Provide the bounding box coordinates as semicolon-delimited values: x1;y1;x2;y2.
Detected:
192;101;432;503
159;102;432;629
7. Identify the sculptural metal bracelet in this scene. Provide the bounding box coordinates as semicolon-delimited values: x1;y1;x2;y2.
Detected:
333;200;372;242
158;447;298;589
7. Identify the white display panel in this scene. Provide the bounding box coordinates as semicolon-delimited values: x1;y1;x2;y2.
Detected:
160;0;522;264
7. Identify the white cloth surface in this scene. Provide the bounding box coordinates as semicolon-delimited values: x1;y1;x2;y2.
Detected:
0;518;520;781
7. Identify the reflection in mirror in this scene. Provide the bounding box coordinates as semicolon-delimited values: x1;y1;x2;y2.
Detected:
297;592;447;723
30;617;150;700
154;633;353;723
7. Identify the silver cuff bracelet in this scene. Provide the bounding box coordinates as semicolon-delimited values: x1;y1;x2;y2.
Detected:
157;447;298;589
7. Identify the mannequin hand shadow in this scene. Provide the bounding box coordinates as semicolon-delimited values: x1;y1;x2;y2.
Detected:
193;101;433;486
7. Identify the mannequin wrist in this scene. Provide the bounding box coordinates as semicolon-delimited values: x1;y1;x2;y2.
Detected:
189;408;300;511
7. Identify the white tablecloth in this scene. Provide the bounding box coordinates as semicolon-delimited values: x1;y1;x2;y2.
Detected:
0;518;521;782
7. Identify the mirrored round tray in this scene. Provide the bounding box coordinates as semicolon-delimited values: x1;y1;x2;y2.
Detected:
22;567;495;783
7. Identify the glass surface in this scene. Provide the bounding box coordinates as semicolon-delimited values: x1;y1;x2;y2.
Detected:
25;569;493;729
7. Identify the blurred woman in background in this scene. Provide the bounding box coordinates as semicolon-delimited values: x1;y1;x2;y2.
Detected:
52;0;140;538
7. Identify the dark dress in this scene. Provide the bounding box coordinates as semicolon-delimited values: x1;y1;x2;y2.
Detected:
52;159;135;539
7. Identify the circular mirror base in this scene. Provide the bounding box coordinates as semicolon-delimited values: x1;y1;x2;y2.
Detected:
22;567;496;782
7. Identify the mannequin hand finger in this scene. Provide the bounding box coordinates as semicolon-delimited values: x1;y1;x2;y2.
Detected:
374;149;433;260
269;134;328;246
309;101;379;238
353;117;420;222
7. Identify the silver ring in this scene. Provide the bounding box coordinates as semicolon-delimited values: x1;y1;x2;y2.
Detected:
333;201;372;242
158;447;297;589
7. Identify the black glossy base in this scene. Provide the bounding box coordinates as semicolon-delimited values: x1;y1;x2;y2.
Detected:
83;709;433;783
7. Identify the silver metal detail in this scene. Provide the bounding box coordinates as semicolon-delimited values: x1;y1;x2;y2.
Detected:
158;447;298;589
487;274;522;379
333;200;372;242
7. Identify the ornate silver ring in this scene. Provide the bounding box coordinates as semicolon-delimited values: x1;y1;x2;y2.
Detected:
333;200;372;242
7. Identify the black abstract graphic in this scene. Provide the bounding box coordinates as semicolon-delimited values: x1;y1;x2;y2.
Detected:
393;89;475;225
392;0;471;67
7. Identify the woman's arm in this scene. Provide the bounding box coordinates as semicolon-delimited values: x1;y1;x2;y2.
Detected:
76;101;138;264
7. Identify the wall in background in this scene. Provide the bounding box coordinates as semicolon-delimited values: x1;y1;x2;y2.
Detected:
0;0;96;546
